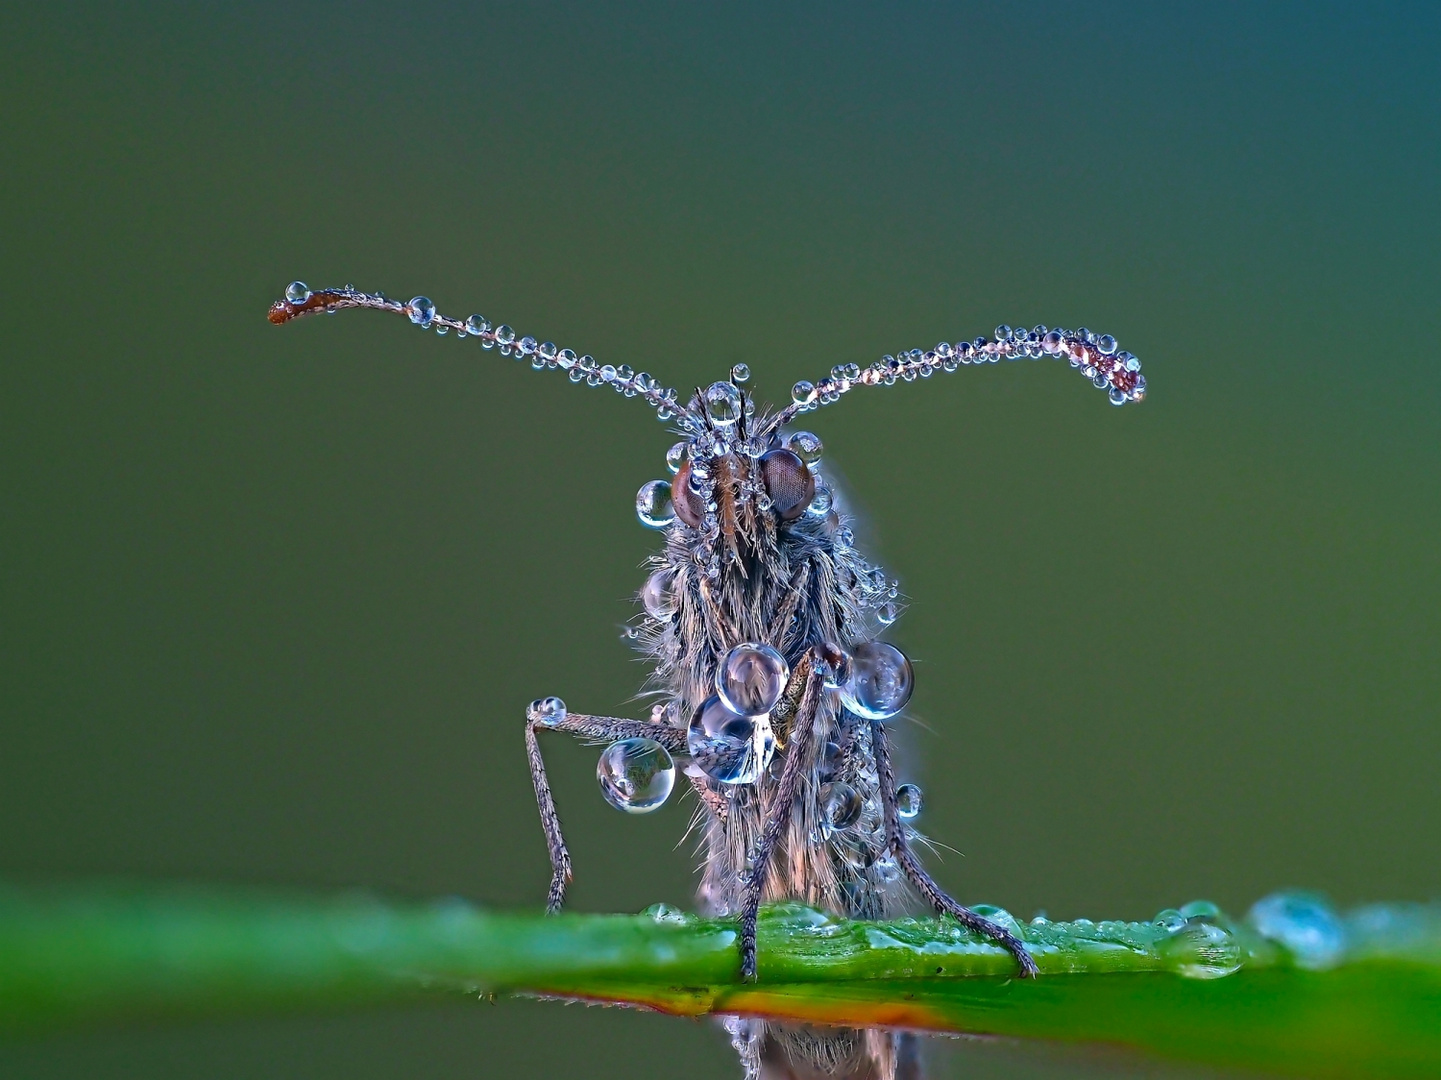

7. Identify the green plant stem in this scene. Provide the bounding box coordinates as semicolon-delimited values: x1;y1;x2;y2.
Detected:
1;881;1438;1077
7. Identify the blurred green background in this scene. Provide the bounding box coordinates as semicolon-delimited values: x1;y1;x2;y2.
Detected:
1;2;1437;1076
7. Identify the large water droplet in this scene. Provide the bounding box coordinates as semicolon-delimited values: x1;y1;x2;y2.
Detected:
1159;916;1243;979
839;641;914;720
876;602;898;627
788;431;823;466
808;486;833;516
641;567;679;620
820;781;862;833
285;281;311;304
1097;334;1117;355
597;737;675;814
466;314;490;337
526;696;567;724
704;381;742;425
408;297;436;328
716;643;789;717
687;695;774;784
494;324;515;346
895;783;922;820
792;380;817;407
665;442;688;474
1153;908;1187;933
970;904;1022;937
1247;892;1346;970
636;480;675;529
643;902;691;925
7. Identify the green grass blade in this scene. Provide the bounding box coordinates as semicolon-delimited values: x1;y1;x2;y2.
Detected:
1;881;1438;1077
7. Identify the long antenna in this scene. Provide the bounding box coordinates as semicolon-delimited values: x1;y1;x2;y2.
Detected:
268;283;685;420
769;324;1146;430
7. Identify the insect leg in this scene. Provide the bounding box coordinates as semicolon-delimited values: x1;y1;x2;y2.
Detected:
526;711;688;912
737;650;826;980
869;717;1040;978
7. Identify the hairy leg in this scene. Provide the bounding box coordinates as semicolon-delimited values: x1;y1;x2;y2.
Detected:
870;717;1039;978
525;711;688;913
737;649;827;979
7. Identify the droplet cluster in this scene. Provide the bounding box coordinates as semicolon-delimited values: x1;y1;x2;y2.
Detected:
267;284;687;421
270;285;1147;442
777;325;1145;426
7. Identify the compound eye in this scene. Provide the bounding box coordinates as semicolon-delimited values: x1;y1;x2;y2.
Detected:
759;448;815;520
670;457;707;528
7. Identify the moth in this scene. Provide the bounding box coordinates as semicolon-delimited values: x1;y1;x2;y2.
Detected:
269;283;1146;1080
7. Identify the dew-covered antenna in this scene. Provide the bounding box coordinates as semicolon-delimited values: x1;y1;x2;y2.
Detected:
767;324;1146;433
268;283;686;419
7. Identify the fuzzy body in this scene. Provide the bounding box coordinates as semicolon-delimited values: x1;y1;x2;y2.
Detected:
635;438;918;1078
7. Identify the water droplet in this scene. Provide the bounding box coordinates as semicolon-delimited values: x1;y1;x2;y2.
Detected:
1247;892;1346;970
822;648;851;690
1159;917;1243;979
839;641;914;720
1153;908;1187;933
494;324;515;346
1179;899;1221;920
876;602;898;626
1124;353;1141;373
285;281;311;304
895;783;922;819
1109;387;1127;406
788;431;823;466
641;567;678;619
643;902;691;925
836;526;854;547
994;324;1012;341
970;904;1022;937
636;480;675;529
730;363;751;383
808;486;833;516
466;315;489;337
1097;334;1117;355
835;832;881;870
597;737;675;814
526;696;567;724
687;695;775;784
716;643;789;716
408;297;436;328
820;781;862;833
792;380;817;407
703;381;742;425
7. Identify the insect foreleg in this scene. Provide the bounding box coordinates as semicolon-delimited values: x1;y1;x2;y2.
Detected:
869;716;1039;978
737;649;827;980
526;711;688;912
